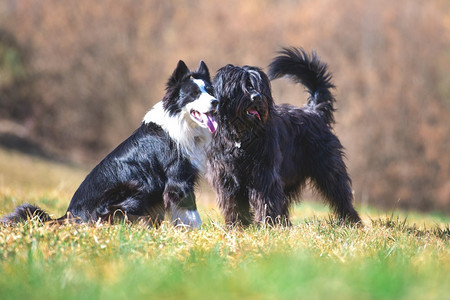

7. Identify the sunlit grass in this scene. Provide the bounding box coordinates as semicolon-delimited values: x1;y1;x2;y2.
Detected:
0;217;448;300
0;148;449;299
0;148;87;215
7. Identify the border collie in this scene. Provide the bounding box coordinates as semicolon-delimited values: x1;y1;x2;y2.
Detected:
2;60;218;228
207;47;361;226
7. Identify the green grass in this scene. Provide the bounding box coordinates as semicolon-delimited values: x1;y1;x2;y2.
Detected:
0;218;448;300
0;148;449;299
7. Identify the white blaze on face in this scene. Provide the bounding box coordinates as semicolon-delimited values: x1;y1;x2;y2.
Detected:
186;79;218;133
171;205;202;228
192;79;214;102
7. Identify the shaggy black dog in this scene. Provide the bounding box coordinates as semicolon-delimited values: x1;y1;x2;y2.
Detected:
207;47;361;226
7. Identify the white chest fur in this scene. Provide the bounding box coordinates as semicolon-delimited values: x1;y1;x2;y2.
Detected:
143;102;211;172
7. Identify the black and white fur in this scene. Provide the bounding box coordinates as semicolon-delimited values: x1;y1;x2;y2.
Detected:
2;60;218;228
207;47;361;226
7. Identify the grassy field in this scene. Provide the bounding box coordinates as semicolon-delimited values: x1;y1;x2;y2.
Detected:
0;148;449;300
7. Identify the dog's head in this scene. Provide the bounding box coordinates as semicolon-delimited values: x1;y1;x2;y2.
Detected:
213;64;273;131
163;60;218;133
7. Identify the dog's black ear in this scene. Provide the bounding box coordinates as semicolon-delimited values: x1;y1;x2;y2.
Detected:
196;60;210;79
169;60;190;85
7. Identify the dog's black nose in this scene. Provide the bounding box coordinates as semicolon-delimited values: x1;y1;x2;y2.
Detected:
251;92;261;102
211;99;219;108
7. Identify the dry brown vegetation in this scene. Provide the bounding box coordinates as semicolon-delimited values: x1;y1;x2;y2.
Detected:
1;0;449;213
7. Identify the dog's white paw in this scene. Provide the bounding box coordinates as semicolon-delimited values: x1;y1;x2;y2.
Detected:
170;206;202;228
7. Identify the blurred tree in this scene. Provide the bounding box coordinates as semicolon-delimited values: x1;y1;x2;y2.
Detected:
0;29;31;121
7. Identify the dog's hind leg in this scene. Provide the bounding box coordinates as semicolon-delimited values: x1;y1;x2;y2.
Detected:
90;182;165;225
310;154;362;225
122;202;165;227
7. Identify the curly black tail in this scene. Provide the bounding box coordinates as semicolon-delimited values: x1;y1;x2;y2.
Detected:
268;47;336;125
1;203;54;225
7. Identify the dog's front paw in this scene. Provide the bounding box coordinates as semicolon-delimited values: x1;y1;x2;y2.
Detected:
170;205;202;228
164;185;202;228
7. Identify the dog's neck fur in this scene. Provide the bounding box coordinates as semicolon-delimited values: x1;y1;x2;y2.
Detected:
143;101;211;172
214;120;268;156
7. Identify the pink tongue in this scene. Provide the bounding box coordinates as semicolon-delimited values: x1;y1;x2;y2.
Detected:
248;109;261;120
201;113;218;133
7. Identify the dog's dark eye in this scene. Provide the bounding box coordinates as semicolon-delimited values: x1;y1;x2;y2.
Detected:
246;78;253;91
205;86;214;95
184;90;199;100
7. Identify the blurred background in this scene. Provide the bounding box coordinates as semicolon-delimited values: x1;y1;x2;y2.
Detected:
0;0;449;213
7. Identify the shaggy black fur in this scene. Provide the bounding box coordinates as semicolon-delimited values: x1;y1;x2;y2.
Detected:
207;47;361;226
2;60;216;226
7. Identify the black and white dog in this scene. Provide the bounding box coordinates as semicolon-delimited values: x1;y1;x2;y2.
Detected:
2;60;218;228
207;47;361;226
